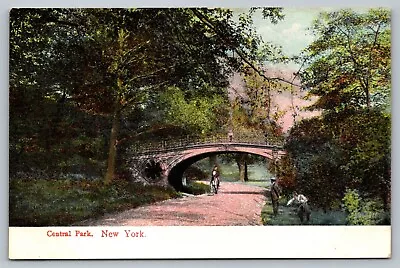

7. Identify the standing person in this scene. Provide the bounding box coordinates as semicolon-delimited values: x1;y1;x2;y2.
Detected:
270;177;281;216
228;130;233;142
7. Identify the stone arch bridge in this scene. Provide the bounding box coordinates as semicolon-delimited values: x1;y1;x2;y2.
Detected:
128;135;286;190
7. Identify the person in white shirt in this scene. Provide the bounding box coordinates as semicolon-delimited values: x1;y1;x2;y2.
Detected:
287;191;311;223
287;191;308;206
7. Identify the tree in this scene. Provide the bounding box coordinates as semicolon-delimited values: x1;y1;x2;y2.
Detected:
227;66;287;182
338;110;391;209
283;117;347;209
158;87;229;136
12;8;285;182
300;8;391;113
277;8;391;212
10;8;290;184
241;68;286;140
81;8;284;184
9;9;92;175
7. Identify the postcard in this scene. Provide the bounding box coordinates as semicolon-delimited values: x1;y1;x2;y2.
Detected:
8;7;391;259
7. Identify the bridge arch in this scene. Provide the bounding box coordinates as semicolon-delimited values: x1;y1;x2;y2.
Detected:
164;144;285;190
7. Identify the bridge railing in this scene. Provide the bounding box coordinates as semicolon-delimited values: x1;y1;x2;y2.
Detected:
130;133;284;155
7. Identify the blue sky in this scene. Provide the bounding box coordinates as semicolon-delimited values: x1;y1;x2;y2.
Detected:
231;7;331;69
252;8;322;57
238;7;373;64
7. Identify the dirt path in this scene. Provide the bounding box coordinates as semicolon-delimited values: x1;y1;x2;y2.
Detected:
78;182;268;226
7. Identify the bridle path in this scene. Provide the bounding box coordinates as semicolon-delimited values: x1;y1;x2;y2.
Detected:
78;182;268;226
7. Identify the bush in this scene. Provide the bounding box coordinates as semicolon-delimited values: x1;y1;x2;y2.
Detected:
181;181;210;195
342;189;389;225
183;165;209;181
307;209;347;225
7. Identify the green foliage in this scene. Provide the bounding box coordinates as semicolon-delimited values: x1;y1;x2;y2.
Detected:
242;68;285;136
339;110;391;203
9;178;180;226
9;100;110;178
275;155;296;195
280;109;390;212
300;8;391;112
342;189;360;214
160;87;229;135
283;117;345;209
278;8;391;214
183;165;209;181
9;8;286;184
181;182;210;195
342;189;389;225
261;198;347;225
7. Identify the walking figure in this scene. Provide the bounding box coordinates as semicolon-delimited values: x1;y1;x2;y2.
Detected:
270;177;281;216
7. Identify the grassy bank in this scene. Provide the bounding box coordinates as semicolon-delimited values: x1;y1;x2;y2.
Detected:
182;181;210;195
9;178;187;226
261;198;347;225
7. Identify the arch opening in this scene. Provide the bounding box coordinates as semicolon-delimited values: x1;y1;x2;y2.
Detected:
167;150;277;191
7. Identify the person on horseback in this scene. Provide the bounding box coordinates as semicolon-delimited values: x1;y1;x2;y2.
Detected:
211;165;220;191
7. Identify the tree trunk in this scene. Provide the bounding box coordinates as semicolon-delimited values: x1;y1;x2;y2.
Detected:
238;161;245;182
209;155;217;170
104;102;121;185
236;155;246;182
244;161;248;182
365;88;371;108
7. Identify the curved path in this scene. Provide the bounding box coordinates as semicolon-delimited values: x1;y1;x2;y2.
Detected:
78;182;268;226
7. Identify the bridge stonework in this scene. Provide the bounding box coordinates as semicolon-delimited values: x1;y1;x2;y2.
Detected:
128;142;286;190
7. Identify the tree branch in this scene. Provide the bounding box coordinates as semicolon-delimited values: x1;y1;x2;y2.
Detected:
122;80;170;109
336;25;368;96
191;9;302;88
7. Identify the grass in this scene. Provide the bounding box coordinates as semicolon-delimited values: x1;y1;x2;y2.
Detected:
191;159;273;184
261;198;347;225
9;178;182;226
181;181;210;195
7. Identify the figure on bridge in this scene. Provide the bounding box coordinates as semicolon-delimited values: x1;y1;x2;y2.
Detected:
270;177;282;216
228;130;233;142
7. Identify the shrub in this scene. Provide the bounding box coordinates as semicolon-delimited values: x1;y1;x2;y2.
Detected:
181;181;210;195
342;188;389;225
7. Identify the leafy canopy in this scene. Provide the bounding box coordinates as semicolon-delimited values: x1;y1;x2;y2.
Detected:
300;8;391;112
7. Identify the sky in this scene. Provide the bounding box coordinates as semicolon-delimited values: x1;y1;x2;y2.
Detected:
251;8;320;58
229;8;327;132
230;7;371;132
229;7;379;133
247;7;372;59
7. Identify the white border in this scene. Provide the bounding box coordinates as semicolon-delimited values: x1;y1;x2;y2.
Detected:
3;0;399;266
9;226;391;259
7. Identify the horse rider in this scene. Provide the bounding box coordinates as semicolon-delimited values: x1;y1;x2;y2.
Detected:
211;165;220;189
